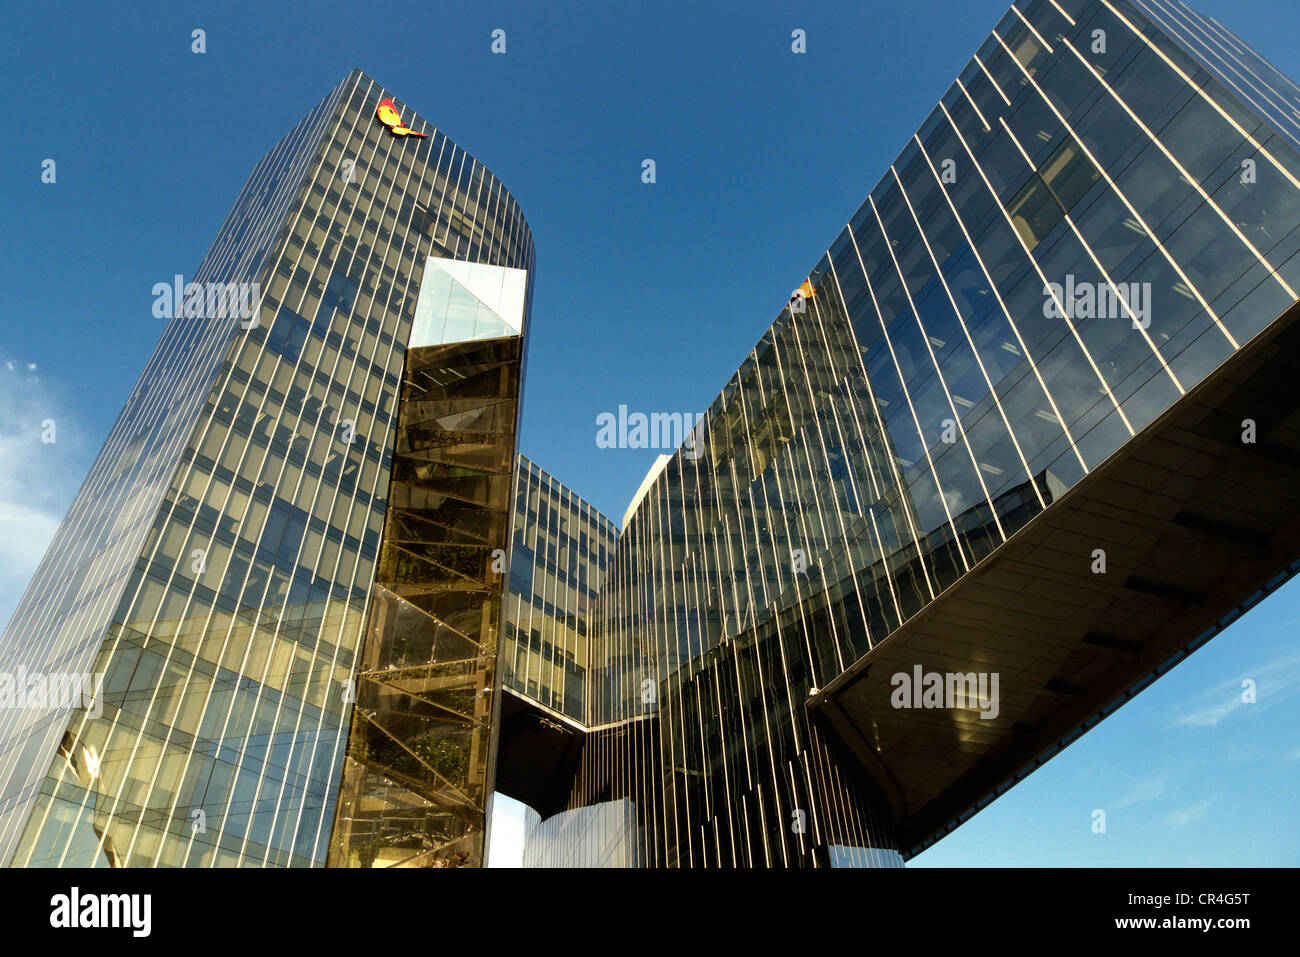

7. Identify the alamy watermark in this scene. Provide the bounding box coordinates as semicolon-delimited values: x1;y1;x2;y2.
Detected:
0;668;103;718
891;665;1000;720
596;405;706;459
152;274;260;326
50;887;151;937
1043;274;1150;329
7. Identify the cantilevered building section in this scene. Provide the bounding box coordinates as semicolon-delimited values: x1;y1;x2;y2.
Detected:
0;70;534;867
803;0;1300;857
512;0;1300;867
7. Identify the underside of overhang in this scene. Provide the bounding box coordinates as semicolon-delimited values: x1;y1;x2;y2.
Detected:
493;688;587;819
811;298;1300;859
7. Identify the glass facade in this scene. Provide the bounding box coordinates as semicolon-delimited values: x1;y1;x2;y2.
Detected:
501;456;618;722
2;0;1299;870
513;0;1300;867
0;70;534;867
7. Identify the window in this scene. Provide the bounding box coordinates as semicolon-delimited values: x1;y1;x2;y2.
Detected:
266;305;311;361
314;269;360;334
1007;136;1100;250
258;500;310;570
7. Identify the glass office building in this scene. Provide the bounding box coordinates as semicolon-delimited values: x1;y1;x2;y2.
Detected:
505;0;1300;867
4;0;1300;869
489;457;620;842
501;456;617;722
0;70;534;867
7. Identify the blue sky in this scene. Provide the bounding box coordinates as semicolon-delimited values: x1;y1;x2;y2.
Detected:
2;0;1298;866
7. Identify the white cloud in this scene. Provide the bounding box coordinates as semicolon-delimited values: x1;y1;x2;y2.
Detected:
1114;775;1167;809
1172;654;1300;728
1173;696;1243;729
1164;799;1213;828
0;361;83;627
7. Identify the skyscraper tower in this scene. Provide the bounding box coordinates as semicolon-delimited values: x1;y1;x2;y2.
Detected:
0;70;534;867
